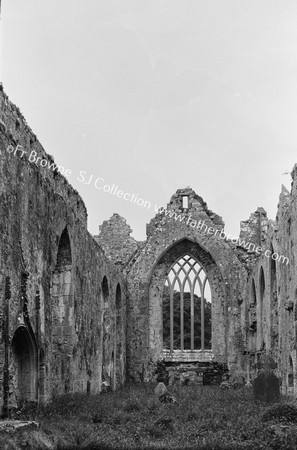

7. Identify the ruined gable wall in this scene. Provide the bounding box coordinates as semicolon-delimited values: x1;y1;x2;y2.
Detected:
123;189;248;381
94;213;139;270
0;88;126;411
96;189;249;382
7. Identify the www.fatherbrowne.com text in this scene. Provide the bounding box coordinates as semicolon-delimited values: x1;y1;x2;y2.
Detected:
5;144;289;264
155;206;289;265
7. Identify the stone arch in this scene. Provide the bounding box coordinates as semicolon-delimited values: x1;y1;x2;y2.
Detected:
148;238;226;363
246;277;258;381
248;278;257;343
270;245;277;297
163;254;212;352
126;219;247;381
51;226;73;396
259;267;265;348
115;283;123;389
251;278;257;306
270;244;278;348
56;228;72;267
288;355;294;390
288;356;294;388
116;283;121;310
11;326;37;403
39;348;46;403
102;276;109;302
101;276;112;387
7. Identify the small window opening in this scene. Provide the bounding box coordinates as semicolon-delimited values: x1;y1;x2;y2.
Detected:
182;196;189;209
288;356;294;388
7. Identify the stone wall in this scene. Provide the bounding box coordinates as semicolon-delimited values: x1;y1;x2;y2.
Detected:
94;213;139;269
241;172;297;394
2;83;297;405
97;175;297;392
0;87;126;414
97;188;249;382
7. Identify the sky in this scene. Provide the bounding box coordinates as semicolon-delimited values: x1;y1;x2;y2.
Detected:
1;0;297;240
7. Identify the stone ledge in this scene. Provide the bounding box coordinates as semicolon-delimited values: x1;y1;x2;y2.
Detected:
162;349;214;362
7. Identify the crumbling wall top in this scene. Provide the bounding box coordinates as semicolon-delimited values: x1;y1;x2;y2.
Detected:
95;213;139;268
147;187;224;238
0;86;88;226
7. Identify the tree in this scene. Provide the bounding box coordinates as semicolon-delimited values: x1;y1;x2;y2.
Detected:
163;287;211;350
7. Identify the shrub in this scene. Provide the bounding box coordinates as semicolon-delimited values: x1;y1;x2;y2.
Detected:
262;403;297;423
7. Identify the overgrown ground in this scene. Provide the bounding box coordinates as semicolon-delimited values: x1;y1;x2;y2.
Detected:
1;383;297;449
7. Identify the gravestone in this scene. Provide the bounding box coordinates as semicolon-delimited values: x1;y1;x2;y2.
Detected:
154;382;168;397
253;353;280;403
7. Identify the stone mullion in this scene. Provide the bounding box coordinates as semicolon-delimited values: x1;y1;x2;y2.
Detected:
201;288;205;351
190;281;194;351
180;290;184;351
170;283;174;353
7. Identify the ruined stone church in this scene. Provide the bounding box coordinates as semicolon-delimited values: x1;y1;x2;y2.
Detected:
0;86;296;413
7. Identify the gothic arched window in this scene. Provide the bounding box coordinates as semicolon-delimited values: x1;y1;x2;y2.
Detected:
163;254;212;353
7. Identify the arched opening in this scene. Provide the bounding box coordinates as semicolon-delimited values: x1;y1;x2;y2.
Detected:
56;228;72;268
259;267;265;347
163;254;212;352
116;283;121;310
288;356;294;389
251;279;257;306
102;276;109;302
148;238;225;363
101;276;112;387
249;278;257;334
39;348;46;403
246;278;258;382
270;247;276;296
51;227;73;396
270;245;278;348
11;326;37;403
115;283;122;388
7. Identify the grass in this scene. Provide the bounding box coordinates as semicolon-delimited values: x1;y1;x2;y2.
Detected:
1;384;297;449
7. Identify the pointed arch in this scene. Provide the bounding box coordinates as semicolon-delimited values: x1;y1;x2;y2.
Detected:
116;283;121;310
51;226;73;395
260;267;265;299
102;276;109;302
55;227;72;268
101;276;112;387
163;254;212;352
115;283;123;389
148;238;225;362
11;326;37;402
259;267;265;346
251;278;257;306
270;244;278;348
270;245;276;293
288;355;294;388
248;278;257;342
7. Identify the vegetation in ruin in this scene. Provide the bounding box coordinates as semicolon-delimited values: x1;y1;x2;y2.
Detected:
1;384;297;449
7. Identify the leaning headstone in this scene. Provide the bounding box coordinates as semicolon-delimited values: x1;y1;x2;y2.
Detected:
154;382;168;397
253;353;280;403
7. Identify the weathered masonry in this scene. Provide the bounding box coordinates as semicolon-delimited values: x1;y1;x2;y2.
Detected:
97;190;247;382
1;85;297;413
96;166;297;392
0;87;126;414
